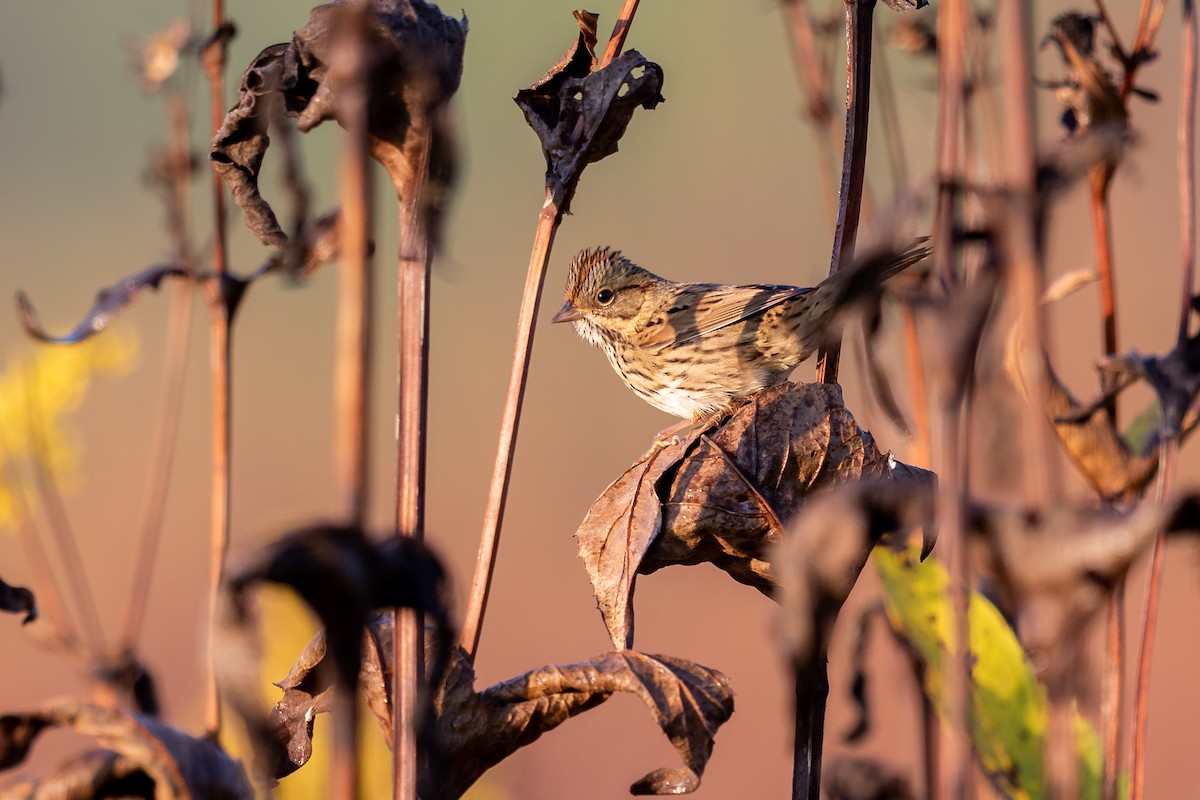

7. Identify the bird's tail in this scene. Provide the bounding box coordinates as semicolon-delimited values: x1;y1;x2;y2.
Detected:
828;236;932;305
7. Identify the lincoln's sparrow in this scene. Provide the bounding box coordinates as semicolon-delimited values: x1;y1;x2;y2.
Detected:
551;241;930;420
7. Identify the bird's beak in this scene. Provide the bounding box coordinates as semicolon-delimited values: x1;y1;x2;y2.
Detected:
551;301;583;324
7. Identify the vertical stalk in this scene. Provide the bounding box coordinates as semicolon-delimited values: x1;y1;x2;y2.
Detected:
202;0;232;742
1132;5;1195;795
460;194;563;660
791;660;829;800
460;2;641;662
329;6;373;798
1102;587;1124;800
814;0;877;385
393;121;434;800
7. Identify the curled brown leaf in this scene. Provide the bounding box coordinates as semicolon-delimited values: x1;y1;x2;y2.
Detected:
514;11;664;210
576;381;935;650
211;0;467;246
0;703;252;799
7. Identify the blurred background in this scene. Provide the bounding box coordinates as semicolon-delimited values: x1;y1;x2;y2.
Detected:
2;0;1199;797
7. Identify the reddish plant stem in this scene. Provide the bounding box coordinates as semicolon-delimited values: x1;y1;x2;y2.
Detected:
1131;436;1177;800
461;192;563;660
202;0;232;742
121;92;195;653
935;397;972;800
1102;583;1125;800
1132;7;1195;796
814;0;876;386
392;116;435;800
782;0;839;229
1090;168;1119;421
0;425;78;649
461;5;641;663
22;373;106;654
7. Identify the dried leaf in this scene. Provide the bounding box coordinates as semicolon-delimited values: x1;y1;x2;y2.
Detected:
1042;12;1127;137
1;748;153;799
15;265;186;344
218;525;451;788
514;11;663;210
0;703;252;799
968;495;1200;696
264;611;394;778
435;645;734;798
774;481;935;668
879;0;929;12
575;382;934;650
212;0;467;246
0;576;36;624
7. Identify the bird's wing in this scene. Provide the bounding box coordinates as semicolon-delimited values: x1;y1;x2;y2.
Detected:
636;283;811;350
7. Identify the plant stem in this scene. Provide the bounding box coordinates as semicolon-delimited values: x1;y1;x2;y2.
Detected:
814;0;876;386
1132;7;1196;796
791;659;829;800
1131;436;1177;800
202;0;231;742
392;119;434;800
782;0;839;229
461;192;563;660
1102;583;1125;800
120;92;195;653
1090;167;1119;422
461;3;642;662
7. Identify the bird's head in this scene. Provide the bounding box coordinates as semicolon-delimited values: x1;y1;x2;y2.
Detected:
552;247;665;346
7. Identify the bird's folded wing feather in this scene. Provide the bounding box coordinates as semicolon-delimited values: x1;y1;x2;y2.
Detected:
635;283;811;350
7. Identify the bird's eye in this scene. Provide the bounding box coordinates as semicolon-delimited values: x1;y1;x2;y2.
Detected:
596;288;615;305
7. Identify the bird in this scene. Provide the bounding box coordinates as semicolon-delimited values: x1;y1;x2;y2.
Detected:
551;241;930;422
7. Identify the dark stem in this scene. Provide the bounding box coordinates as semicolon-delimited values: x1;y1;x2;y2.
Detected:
791;658;829;800
1179;0;1197;348
813;0;876;385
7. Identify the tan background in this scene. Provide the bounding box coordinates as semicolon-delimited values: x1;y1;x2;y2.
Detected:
2;1;1199;797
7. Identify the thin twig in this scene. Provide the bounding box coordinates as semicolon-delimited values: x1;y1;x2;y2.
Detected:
0;425;78;649
461;2;643;662
22;371;106;654
1132;6;1195;796
600;0;640;68
1131;436;1177;800
782;0;839;229
120;92;196;653
813;0;877;386
1090;168;1120;421
1102;584;1124;800
201;0;232;742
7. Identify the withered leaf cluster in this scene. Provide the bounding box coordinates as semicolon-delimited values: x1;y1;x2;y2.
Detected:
514;10;664;211
217;525;451;789
212;0;467;246
0;702;253;799
576;381;935;650
266;611;735;798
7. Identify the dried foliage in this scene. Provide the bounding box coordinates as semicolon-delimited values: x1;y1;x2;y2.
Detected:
263;611;735;797
15;213;341;343
212;0;467;247
0;702;253;799
968;495;1200;696
824;756;914;800
576;381;934;650
514;10;664;210
216;525;451;788
0;576;36;625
